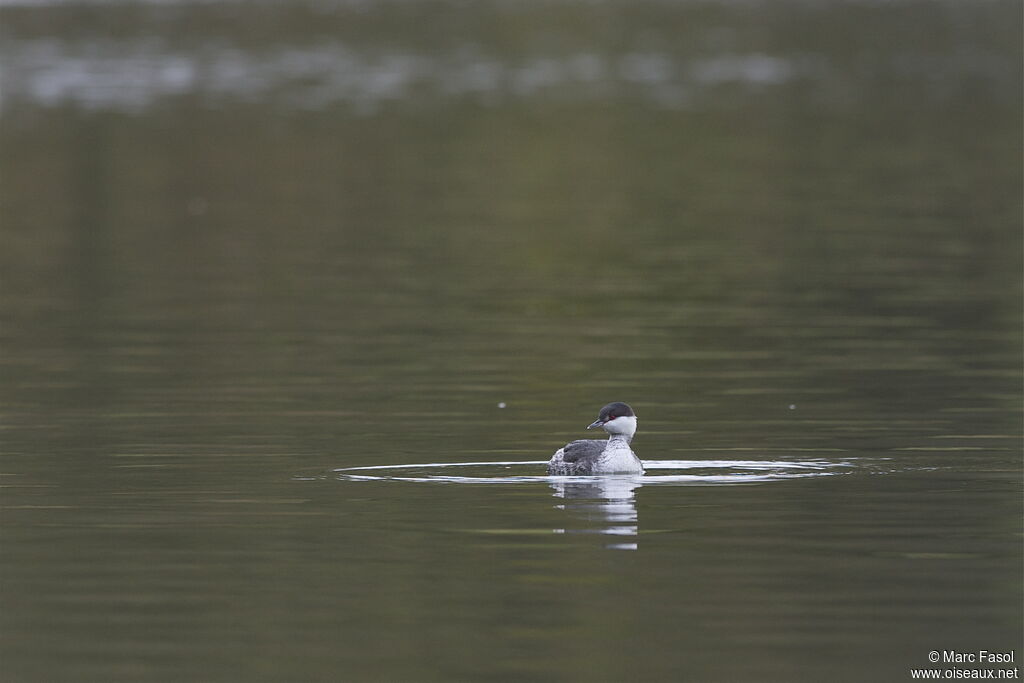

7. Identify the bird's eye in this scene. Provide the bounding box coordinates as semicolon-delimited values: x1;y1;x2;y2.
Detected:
606;415;616;421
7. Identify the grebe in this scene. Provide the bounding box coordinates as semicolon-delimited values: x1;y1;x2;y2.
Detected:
547;402;644;475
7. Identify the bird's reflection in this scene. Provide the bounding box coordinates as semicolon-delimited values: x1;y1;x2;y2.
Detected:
550;476;642;550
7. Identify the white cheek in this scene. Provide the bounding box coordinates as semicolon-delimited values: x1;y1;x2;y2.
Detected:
605;415;637;435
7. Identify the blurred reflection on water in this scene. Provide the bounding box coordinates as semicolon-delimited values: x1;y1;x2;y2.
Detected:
1;1;1021;682
553;477;642;550
2;1;1019;115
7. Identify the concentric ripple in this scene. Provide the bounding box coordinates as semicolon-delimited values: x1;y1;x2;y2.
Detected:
334;458;856;485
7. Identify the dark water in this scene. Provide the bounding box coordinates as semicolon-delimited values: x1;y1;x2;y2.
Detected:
2;1;1021;681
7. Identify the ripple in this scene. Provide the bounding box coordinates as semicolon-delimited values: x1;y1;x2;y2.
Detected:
333;458;856;485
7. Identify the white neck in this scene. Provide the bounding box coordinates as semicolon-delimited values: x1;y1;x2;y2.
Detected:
604;415;637;442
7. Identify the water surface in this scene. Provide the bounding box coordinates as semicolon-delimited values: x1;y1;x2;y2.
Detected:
1;1;1021;681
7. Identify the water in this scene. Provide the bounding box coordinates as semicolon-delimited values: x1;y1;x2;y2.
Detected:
2;1;1021;681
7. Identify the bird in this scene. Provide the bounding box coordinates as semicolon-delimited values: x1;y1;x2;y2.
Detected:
547;402;644;475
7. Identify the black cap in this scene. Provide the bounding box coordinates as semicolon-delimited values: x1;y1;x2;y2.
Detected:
587;402;635;428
